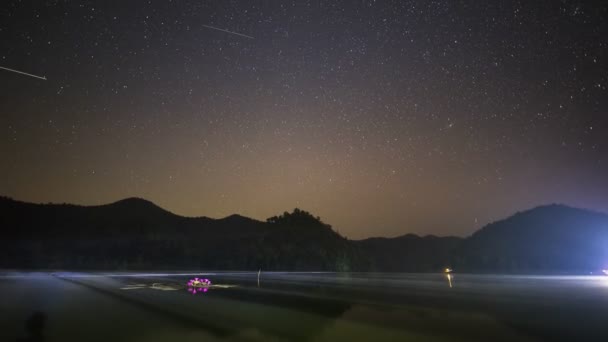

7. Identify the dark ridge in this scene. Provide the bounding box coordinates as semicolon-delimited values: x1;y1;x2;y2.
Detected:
0;197;355;271
107;197;160;208
455;204;608;272
356;234;463;272
1;196;607;273
219;213;261;224
100;197;179;219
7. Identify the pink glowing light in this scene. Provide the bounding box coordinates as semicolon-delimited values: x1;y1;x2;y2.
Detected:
187;277;212;294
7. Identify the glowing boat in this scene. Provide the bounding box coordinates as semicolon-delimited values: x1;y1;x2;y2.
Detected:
187;278;212;294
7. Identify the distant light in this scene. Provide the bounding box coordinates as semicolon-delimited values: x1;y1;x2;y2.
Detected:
444;268;452;273
602;270;608;276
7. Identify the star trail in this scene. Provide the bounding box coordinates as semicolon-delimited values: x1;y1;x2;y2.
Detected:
0;1;606;238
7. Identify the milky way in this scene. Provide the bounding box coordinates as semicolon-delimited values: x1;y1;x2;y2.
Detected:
1;1;607;238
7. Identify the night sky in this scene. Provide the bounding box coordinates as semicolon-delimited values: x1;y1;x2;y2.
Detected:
1;1;607;238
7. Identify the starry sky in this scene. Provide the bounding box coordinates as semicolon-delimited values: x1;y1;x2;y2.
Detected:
1;0;607;238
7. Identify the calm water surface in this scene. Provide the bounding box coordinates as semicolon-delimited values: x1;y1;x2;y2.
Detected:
1;271;607;341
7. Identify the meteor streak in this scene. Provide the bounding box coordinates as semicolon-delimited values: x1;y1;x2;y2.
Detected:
0;65;46;80
202;25;254;39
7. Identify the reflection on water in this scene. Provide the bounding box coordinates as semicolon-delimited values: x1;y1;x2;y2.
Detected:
444;268;454;288
5;272;608;341
120;283;183;291
119;278;238;294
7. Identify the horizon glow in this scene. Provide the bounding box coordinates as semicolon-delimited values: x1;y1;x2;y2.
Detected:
1;1;606;238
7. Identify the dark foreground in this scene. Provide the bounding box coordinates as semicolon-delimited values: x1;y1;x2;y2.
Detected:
1;272;607;341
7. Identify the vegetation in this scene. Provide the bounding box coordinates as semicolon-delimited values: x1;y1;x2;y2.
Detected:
0;197;359;271
1;197;607;273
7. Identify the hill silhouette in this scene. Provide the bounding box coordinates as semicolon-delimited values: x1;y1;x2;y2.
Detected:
0;197;358;271
453;204;608;273
356;234;462;272
1;197;607;273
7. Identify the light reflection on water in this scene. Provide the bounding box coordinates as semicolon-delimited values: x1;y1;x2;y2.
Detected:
3;272;607;341
118;278;238;294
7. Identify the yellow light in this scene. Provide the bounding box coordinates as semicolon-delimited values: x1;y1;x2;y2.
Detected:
444;268;452;273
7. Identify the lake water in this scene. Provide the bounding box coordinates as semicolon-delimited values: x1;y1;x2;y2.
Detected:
1;271;607;341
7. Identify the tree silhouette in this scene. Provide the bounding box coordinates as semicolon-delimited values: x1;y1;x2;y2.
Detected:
266;208;330;228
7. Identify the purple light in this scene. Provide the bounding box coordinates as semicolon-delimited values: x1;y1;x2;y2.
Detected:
187;277;212;294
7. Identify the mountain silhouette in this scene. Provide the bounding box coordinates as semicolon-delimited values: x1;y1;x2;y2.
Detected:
356;234;462;272
453;204;608;272
1;196;607;273
0;196;354;271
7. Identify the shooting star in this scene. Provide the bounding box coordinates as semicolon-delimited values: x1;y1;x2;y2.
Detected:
0;65;46;80
202;24;254;40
